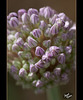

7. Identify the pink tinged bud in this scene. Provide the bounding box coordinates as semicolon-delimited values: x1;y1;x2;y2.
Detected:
19;68;27;77
53;68;61;76
56;18;65;28
65;46;72;54
61;33;68;41
35;60;44;69
12;43;19;51
50;24;59;36
44;28;51;37
35;46;45;56
15;32;21;39
49;14;58;24
23;42;30;51
30;14;39;24
39;7;45;16
63;21;70;30
21;13;29;24
44;6;55;18
9;17;19;28
18;9;26;18
58;13;66;21
9;12;17;19
36;80;43;87
57;53;66;64
43;71;51;79
27;8;38;16
43;40;51;48
27;36;37;48
39;20;46;29
30;64;38;73
16;37;24;46
32;29;42;38
49;46;60;55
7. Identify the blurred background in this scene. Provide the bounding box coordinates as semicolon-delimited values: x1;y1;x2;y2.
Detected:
7;0;76;100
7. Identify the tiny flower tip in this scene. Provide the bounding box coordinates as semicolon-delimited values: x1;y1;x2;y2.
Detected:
19;68;27;77
32;29;42;38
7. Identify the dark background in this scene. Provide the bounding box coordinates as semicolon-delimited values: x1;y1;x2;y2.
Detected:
7;0;76;100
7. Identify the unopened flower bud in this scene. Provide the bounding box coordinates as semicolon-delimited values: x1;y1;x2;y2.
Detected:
28;8;38;16
65;46;72;54
27;36;38;48
9;12;17;19
18;9;26;18
9;17;19;28
21;13;29;24
36;80;43;87
39;20;46;29
43;71;51;79
19;68;27;77
30;14;39;24
35;46;45;56
31;29;42;38
16;37;24;46
43;40;51;48
53;68;61;76
30;64;38;73
57;53;66;64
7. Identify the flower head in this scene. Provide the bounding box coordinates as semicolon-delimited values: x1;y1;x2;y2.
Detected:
7;6;76;93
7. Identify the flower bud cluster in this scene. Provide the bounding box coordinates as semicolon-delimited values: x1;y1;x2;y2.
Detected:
7;6;76;93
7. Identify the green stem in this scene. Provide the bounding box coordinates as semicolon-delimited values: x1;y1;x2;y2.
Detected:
46;86;62;100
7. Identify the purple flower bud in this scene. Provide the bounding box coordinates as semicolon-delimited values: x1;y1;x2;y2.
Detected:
30;14;39;24
53;68;61;76
43;71;51;79
65;46;72;54
27;8;38;16
12;43;19;51
43;40;51;48
44;6;55;18
39;20;46;29
15;32;21;39
61;33;68;41
63;21;70;30
9;17;19;28
57;53;66;64
58;13;66;21
23;42;30;50
49;46;60;55
39;7;45;16
35;46;45;56
44;28;51;37
27;36;38;48
21;13;29;24
30;64;38;73
19;68;27;77
35;60;44;69
9;12;17;19
50;24;59;36
49;14;58;24
18;9;26;18
32;29;42;38
67;24;76;39
42;54;51;62
56;18;65;28
10;65;18;73
36;80;43;87
16;37;24;46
